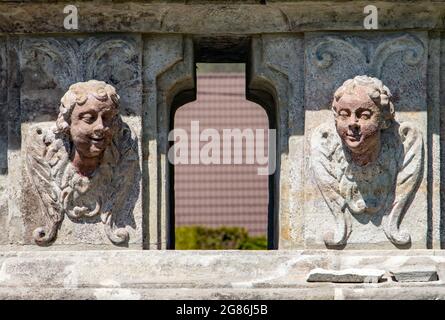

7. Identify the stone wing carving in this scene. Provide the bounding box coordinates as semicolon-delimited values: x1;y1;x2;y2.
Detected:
310;121;424;247
382;122;424;245
26;126;66;245
98;123;140;244
310;123;352;247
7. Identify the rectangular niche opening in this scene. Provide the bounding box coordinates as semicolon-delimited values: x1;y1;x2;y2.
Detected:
171;62;273;250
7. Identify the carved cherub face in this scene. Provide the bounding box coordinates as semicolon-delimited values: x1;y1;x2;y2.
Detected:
333;86;383;156
69;97;118;158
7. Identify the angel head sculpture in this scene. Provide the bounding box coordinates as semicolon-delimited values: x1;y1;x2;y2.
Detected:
332;76;395;166
310;75;423;248
26;80;139;246
56;80;120;176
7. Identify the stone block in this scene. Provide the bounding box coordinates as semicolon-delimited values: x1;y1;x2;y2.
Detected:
307;268;385;283
389;267;439;282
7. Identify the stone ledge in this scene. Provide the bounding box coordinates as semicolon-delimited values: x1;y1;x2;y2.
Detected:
2;286;445;300
0;250;444;299
0;1;444;34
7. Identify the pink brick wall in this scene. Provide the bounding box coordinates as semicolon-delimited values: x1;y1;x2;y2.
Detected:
174;73;269;236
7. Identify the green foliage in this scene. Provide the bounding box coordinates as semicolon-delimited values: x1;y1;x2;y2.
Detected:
175;225;267;250
238;235;268;250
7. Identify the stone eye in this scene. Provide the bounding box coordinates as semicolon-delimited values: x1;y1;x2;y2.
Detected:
338;110;349;117
81;114;95;124
360;111;372;120
101;112;115;126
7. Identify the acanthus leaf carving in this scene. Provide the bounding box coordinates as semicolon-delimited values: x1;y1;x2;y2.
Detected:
20;36;141;118
371;34;425;77
311;36;366;70
309;34;425;77
305;33;427;111
85;38;139;88
20;38;80;91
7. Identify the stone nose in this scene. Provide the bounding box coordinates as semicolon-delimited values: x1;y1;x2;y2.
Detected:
93;116;104;133
348;122;360;130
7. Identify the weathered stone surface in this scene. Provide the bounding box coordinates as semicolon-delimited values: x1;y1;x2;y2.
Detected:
427;31;441;249
19;35;142;120
0;36;6;115
0;37;7;245
0;0;441;271
339;287;445;300
0;0;441;301
0;36;6;174
25;81;140;246
389;267;439;282
0;2;445;34
310;76;424;248
13;35;144;248
0;250;444;299
305;32;427;111
142;35;195;249
440;32;445;248
248;34;305;249
307;268;385;283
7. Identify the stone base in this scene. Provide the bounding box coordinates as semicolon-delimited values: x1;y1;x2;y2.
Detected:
0;250;445;299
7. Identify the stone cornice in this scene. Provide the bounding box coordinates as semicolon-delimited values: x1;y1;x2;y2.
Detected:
0;1;444;34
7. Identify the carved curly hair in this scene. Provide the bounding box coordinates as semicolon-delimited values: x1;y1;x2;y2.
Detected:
55;80;120;134
332;75;395;129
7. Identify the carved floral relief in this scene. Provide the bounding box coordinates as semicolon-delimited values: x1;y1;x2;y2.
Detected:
26;80;139;246
310;75;424;247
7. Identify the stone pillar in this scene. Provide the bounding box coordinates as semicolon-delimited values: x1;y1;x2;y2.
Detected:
142;35;194;249
248;34;305;249
0;37;7;244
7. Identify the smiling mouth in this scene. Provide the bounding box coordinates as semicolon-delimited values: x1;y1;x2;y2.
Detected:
90;136;105;144
346;134;361;142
